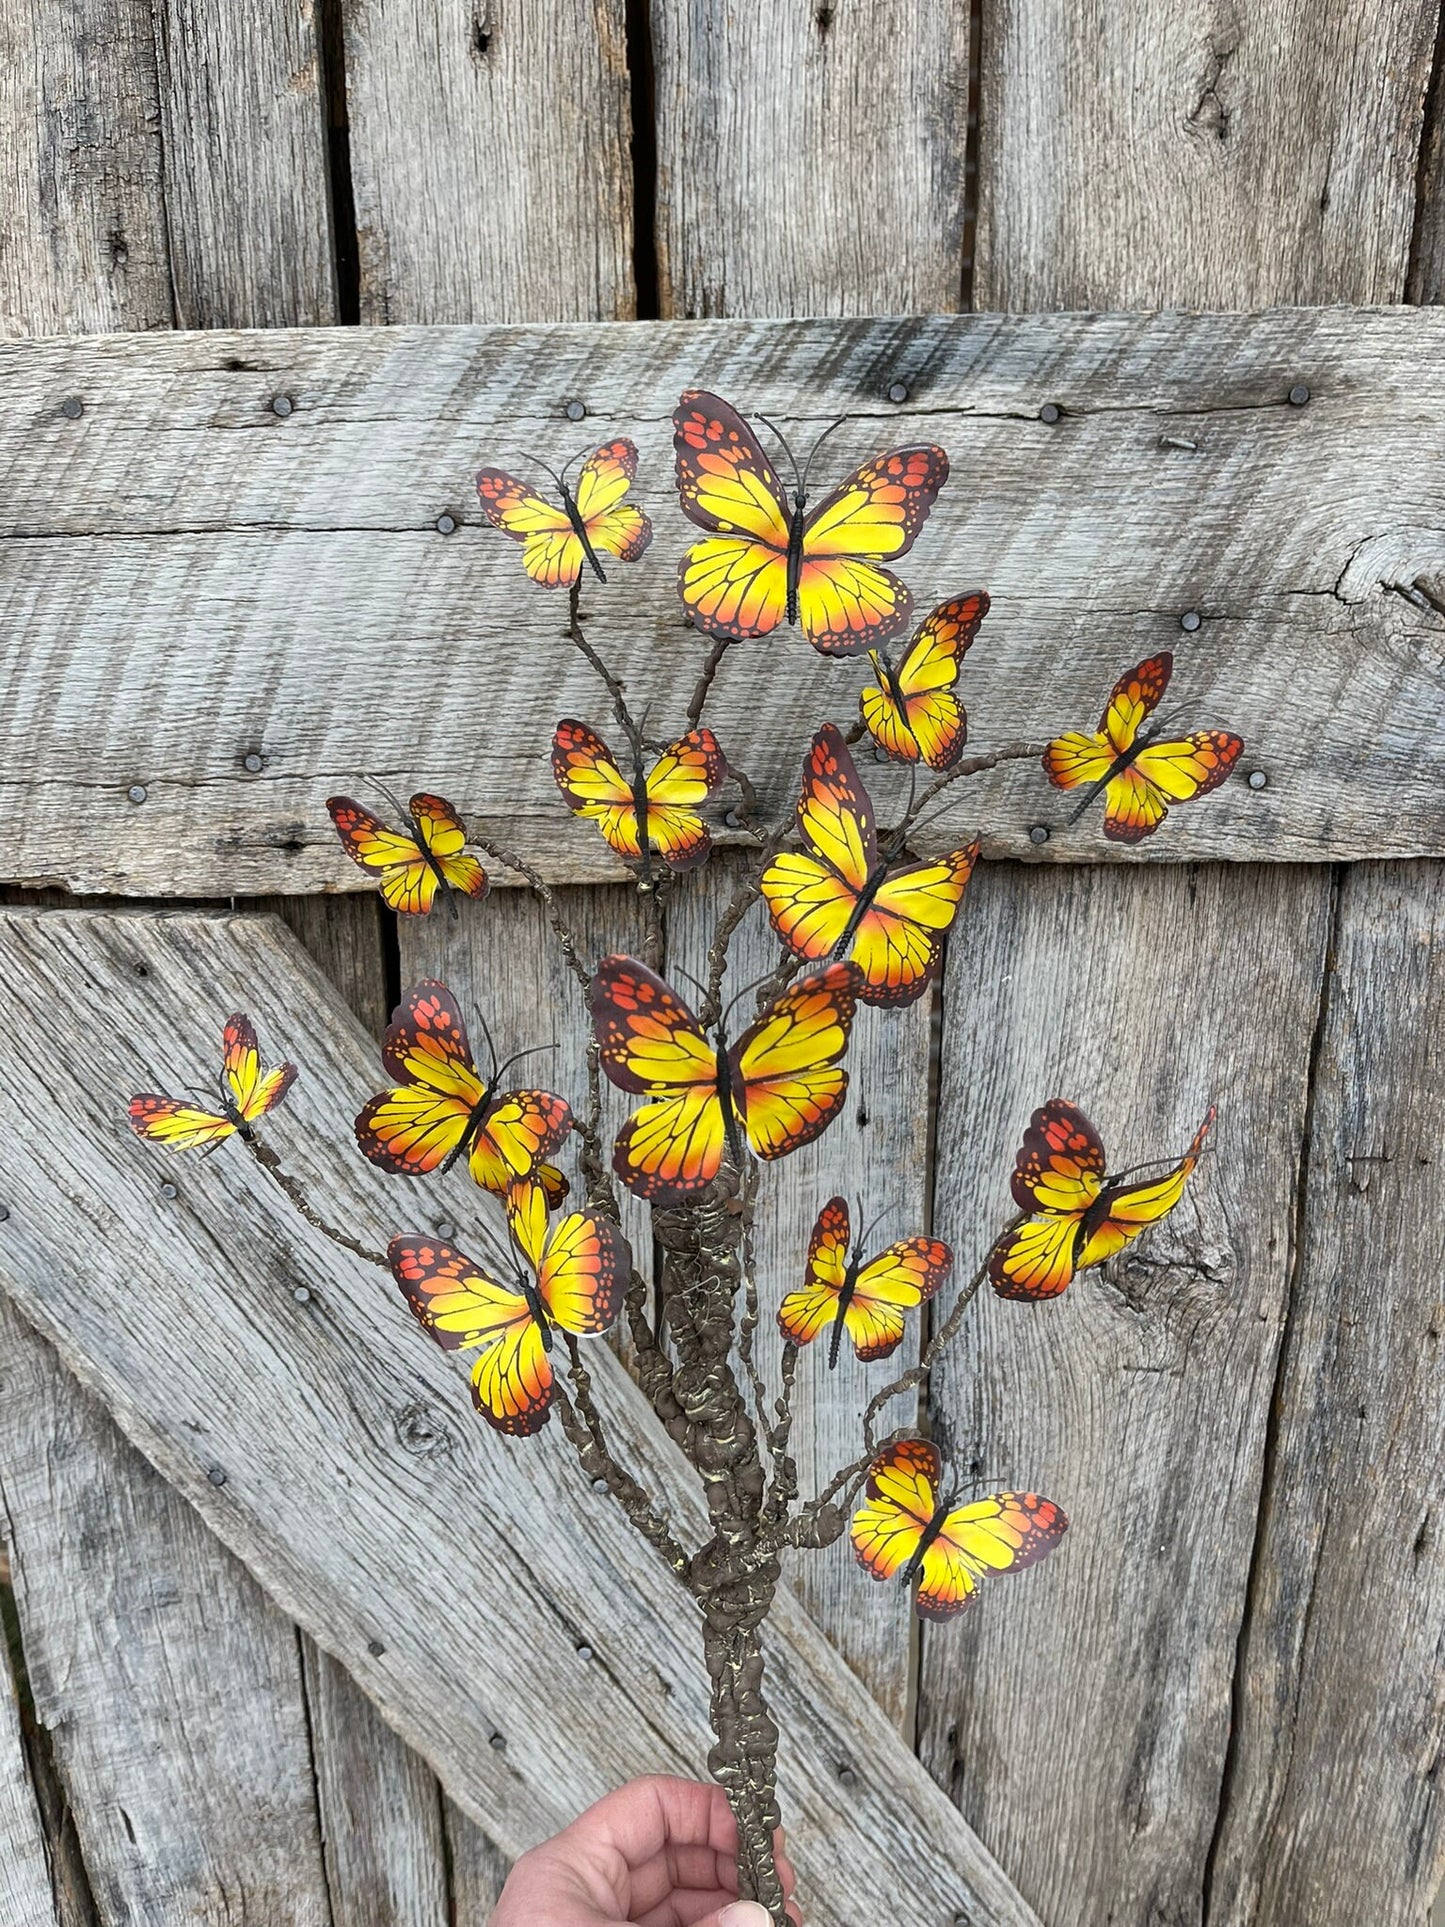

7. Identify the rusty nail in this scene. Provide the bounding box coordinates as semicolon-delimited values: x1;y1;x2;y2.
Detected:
270;394;294;417
565;399;587;421
1248;770;1268;790
1029;824;1049;845
1180;610;1202;632
435;512;457;535
1039;402;1062;424
242;752;264;773
887;380;909;404
61;396;84;419
293;1285;312;1303
127;783;148;804
159;1182;178;1200
1288;383;1310;407
489;1732;508;1752
207;1465;228;1487
368;1637;386;1657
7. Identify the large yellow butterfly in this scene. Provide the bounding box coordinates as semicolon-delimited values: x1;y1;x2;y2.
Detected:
777;1197;951;1367
551;720;726;870
388;1182;628;1436
128;1013;296;1151
355;982;571;1200
1044;653;1244;842
851;1440;1068;1621
326;791;488;917
476;439;652;587
673;390;948;656
591;956;861;1203
988;1098;1215;1301
860;591;988;770
760;723;978;1006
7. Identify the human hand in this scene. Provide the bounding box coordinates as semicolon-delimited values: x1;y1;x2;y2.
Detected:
487;1775;802;1926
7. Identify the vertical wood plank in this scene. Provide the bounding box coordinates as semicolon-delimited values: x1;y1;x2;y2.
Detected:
666;856;932;1733
650;0;972;317
0;1296;334;1926
0;1568;60;1927
1205;861;1445;1925
445;1802;512;1917
976;0;1440;310
917;862;1332;1924
1409;19;1445;304
269;894;393;1042
341;0;635;324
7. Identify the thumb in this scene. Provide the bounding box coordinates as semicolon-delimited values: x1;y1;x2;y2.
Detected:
699;1906;774;1927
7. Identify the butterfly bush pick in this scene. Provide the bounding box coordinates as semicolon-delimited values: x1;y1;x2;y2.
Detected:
126;386;1241;1927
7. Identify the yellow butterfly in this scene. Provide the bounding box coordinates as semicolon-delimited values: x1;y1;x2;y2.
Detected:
476;439;652;586
128;1013;296;1151
777;1197;951;1366
326;790;488;917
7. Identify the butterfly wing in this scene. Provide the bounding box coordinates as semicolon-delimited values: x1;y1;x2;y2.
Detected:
849;841;979;1007
326;796;439;915
730;960;860;1162
640;728;727;869
673;390;792;639
356;983;487;1174
760;724;876;961
468;1091;574;1194
572;438;653;563
591;956;727;1201
127;1094;235;1150
1077;1107;1215;1267
409;793;488;900
475;467;585;587
1105;731;1244;844
862;591;987;768
777;1196;851;1347
552;720;643;860
223;1012;297;1122
795;447;949;656
918;1492;1070;1621
537;1210;630;1335
988;1099;1106;1301
1043;654;1174;802
845;1237;952;1362
388;1235;554;1435
850;1438;940;1581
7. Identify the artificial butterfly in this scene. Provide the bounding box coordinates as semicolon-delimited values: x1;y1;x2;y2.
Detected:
476;438;652;587
128;1012;296;1152
326;790;488;917
591;956;861;1203
551;720;726;871
851;1439;1068;1621
356;981;571;1201
777;1197;952;1367
860;591;988;771
988;1098;1215;1302
673;390;948;656
1044;653;1243;842
760;723;978;1006
388;1182;628;1436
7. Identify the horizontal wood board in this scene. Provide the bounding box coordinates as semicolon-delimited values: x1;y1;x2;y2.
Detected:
2;308;1444;897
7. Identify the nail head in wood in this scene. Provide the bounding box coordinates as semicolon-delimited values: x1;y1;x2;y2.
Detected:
435;1221;455;1240
1288;383;1310;406
159;1182;178;1200
368;1637;386;1657
1039;402;1062;423
887;380;909;403
242;752;265;773
576;1643;594;1661
837;1763;858;1787
435;513;457;534
564;399;587;421
592;1476;609;1493
206;1465;228;1487
127;783;148;804
1248;769;1268;790
489;1731;508;1752
270;394;294;417
292;1285;312;1303
1180;610;1202;632
60;396;84;419
1029;824;1050;845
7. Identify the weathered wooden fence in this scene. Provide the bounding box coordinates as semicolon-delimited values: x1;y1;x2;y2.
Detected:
0;4;1442;1925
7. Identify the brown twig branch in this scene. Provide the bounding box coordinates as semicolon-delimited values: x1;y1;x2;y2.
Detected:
472;836;593;998
893;739;1047;844
556;1342;694;1582
242;1133;390;1269
686;632;738;729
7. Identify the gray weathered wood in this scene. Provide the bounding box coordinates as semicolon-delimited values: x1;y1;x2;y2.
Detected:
916;861;1332;1924
445;1803;512;1919
151;0;336;329
650;1;970;318
976;0;1440;310
270;893;393;1042
1411;20;1445;305
0;905;1038;1927
1204;860;1445;1924
341;0;633;324
3;309;1444;898
667;856;933;1734
0;1541;59;1927
0;1294;334;1925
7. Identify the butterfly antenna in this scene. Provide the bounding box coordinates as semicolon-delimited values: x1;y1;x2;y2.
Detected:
755;413;804;496
474;1007;501;1083
363;772;412;822
1106;1136;1216;1185
857;1199;895;1252
723;967;781;1028
492;1041;560;1089
670;963;710;1004
514;450;567;494
798;414;849;498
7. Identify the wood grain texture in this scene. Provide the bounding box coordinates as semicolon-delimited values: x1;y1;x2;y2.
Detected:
975;0;1440;309
1410;13;1445;305
445;1803;511;1919
0;1294;334;1926
650;0;970;318
4;308;1444;897
151;0;336;329
269;892;394;1042
341;0;633;324
915;861;1332;1926
667;856;933;1734
0;906;1037;1927
1204;861;1445;1925
0;1548;58;1927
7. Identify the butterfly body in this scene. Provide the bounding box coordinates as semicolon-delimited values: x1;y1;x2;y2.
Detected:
592;956;861;1202
778;1196;950;1365
851;1439;1068;1620
326;792;488;918
476;439;652;589
860;593;987;771
989;1098;1215;1301
1045;654;1243;842
128;1013;296;1152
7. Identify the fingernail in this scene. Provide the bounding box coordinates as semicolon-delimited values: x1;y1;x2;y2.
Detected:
719;1905;772;1927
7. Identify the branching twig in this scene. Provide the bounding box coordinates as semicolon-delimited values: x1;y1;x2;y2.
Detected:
860;1230;1013;1451
473;837;593;997
554;1362;694;1583
686;632;738;729
893;739;1047;845
243;1134;389;1269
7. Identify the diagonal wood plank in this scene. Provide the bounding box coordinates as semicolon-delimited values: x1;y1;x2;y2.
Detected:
0;905;1037;1927
916;861;1333;1924
1204;860;1445;1924
2;309;1444;894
